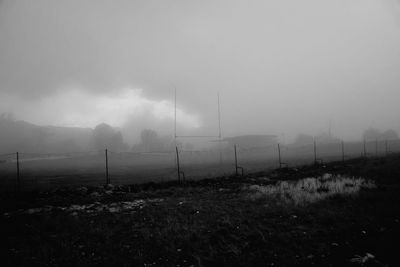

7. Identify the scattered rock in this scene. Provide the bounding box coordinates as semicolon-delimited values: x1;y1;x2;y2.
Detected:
90;192;101;198
350;253;375;265
104;184;114;190
322;173;332;180
26;208;43;214
76;186;88;195
108;207;119;213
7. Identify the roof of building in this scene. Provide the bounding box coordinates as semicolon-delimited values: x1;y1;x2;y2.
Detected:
222;134;277;141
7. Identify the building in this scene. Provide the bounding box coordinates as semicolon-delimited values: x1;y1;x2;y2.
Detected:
221;135;278;148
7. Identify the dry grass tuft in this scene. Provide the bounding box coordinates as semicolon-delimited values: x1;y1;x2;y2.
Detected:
245;174;376;206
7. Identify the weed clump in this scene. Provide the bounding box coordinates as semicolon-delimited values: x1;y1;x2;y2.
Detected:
245;174;376;206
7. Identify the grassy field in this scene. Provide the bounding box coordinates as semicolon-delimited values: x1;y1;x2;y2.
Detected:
1;139;399;192
1;154;400;266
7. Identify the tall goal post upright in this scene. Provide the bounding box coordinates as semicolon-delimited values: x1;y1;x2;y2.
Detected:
217;92;223;165
174;87;177;144
173;89;223;169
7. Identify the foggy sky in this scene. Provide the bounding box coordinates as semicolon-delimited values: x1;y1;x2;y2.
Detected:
1;0;400;142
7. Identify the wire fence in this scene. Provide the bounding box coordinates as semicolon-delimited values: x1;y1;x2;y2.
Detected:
0;139;399;192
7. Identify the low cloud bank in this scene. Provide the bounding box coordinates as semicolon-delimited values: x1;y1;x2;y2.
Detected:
0;87;200;141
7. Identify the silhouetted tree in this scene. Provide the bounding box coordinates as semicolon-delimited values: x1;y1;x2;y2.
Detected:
0;112;15;122
140;129;165;152
315;132;340;144
381;129;399;140
132;129;174;152
293;133;314;146
363;128;381;141
362;128;399;141
93;123;126;151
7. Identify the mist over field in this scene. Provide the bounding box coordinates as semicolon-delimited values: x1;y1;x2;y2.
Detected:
1;0;400;149
3;2;400;266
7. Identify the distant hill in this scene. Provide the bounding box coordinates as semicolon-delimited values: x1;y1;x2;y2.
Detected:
0;116;93;153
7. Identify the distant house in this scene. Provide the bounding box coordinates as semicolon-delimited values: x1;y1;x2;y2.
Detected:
315;133;341;144
221;135;278;148
363;128;399;141
293;133;340;146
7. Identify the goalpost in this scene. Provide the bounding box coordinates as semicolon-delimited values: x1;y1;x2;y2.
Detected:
174;88;223;164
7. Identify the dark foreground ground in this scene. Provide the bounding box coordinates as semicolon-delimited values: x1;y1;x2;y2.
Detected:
1;155;400;266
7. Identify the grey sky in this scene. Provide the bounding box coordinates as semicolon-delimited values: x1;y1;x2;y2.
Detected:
1;0;400;142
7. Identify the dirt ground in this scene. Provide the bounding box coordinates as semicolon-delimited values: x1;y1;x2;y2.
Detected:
1;154;400;266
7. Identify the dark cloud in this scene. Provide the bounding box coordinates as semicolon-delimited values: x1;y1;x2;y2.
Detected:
0;0;399;141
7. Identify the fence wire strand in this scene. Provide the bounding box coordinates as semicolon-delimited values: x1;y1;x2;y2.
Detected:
1;139;399;191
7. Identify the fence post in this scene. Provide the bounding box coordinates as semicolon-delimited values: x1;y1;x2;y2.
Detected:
278;143;282;168
385;140;388;156
363;139;367;158
341;141;345;163
105;149;109;185
176;146;180;182
16;152;20;191
313;140;317;165
234;144;238;176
